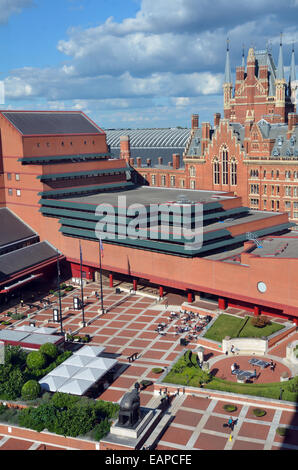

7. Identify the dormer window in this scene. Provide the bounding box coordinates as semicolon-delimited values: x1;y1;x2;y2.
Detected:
277;136;283;146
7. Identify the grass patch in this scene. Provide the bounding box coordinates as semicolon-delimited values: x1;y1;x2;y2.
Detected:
162;356;298;403
203;314;284;342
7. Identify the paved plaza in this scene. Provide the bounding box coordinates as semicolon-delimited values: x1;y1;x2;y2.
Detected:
0;278;297;450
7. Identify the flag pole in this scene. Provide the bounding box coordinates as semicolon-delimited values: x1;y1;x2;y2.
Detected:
56;250;63;334
99;238;104;313
79;241;86;327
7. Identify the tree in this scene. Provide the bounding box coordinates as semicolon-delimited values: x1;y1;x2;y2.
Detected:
26;351;47;370
21;380;41;401
39;343;58;361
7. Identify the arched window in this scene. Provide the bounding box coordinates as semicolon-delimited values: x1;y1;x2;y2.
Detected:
213;158;220;185
222;147;229;185
231;159;237;185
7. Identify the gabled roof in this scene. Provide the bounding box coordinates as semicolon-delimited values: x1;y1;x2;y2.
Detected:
0;208;37;248
1;111;104;136
0;241;58;281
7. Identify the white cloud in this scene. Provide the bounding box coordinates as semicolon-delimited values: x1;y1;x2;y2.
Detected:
0;0;33;24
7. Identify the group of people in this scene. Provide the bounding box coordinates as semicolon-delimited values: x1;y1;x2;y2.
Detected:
227;417;238;431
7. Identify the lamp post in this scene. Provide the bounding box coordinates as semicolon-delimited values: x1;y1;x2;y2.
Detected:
79;241;86;327
99;239;104;313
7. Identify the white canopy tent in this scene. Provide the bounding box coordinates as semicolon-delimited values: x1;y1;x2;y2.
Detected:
39;375;67;392
72;367;107;382
58;378;94;395
87;357;117;370
63;355;93;367
73;345;105;357
47;364;81;378
38;348;118;395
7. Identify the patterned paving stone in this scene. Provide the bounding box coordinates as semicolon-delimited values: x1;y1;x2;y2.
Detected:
172;409;204;427
0;438;34;450
193;432;228;450
237;421;270;440
232;439;265;450
160;426;193;446
182;396;211;411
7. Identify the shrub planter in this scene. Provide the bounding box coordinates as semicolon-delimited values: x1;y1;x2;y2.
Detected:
223;404;237;413
252;408;267;418
152;368;164;374
276;426;290;437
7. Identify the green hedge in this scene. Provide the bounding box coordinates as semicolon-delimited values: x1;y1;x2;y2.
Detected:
17;393;119;439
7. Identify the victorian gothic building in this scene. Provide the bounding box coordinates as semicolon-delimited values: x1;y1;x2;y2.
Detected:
125;40;298;222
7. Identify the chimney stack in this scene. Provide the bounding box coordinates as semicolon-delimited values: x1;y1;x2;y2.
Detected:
191;114;199;129
120;135;131;162
136;157;142;168
172;154;180;169
129;158;135;167
158;157;163;165
287;113;297;138
214;113;221;128
146;159;151;167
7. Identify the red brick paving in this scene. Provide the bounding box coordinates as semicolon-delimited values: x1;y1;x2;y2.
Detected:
273;428;298;446
237;421;270;440
212;401;243;417
173;409;204;427
245;406;276;422
0;438;34;450
183;396;211;411
232;439;265;450
160;426;193;446
279;410;298;427
193;432;227;450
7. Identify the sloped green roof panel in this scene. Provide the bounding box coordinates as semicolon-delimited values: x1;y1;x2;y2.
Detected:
38;181;135;197
38;167;129;180
19;152;111;164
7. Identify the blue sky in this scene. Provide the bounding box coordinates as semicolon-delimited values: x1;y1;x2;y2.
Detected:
0;0;297;129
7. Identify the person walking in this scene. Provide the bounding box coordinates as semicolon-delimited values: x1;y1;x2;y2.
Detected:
228;417;233;429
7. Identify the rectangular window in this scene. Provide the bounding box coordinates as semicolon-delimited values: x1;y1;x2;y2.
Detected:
7;173;11;180
161;175;166;186
170;176;175;187
190;180;196;190
15;174;20;181
8;188;13;196
151;175;156;185
263;185;267;194
285;201;291;209
180;179;185;188
16;189;21;197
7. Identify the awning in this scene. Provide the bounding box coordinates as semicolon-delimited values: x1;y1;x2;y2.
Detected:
0;273;43;294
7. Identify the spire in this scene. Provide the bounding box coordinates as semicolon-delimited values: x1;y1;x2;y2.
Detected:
224;38;232;83
290;43;296;84
276;32;284;80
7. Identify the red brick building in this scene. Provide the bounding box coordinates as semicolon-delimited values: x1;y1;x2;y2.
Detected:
1;57;298;325
131;42;298;222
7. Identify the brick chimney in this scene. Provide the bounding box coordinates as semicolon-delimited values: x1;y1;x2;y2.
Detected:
201;122;211;154
214;113;221;127
158;157;163;165
287;113;297;138
172;154;180;169
129;158;135;167
191;114;199;130
136;157;142;168
120;135;131;162
146;159;151;167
